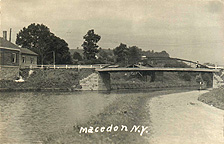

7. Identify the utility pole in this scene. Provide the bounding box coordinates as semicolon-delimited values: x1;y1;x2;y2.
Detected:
53;51;56;69
9;28;12;42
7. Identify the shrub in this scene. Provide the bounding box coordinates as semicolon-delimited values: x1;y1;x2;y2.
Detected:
178;72;192;81
201;73;213;87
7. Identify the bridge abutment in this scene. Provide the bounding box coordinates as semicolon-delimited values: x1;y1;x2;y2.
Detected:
151;72;156;82
98;72;111;90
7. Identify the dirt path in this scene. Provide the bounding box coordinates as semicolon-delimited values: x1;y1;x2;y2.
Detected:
147;91;224;144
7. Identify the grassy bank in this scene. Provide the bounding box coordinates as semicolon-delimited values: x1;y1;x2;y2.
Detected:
43;90;188;144
0;68;95;91
111;72;200;90
198;87;224;110
0;69;203;91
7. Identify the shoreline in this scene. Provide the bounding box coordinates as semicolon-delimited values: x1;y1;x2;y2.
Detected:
0;85;200;92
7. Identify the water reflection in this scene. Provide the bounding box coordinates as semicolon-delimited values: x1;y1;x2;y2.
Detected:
0;91;119;143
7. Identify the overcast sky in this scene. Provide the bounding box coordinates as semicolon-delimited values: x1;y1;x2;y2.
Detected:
0;0;224;65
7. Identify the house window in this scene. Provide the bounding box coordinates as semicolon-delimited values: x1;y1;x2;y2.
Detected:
22;56;26;63
30;58;34;64
12;53;16;63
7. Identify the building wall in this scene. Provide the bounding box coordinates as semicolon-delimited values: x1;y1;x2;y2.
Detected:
20;54;37;68
0;48;20;80
0;48;20;66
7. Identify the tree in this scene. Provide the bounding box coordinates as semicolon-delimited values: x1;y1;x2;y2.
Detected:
82;29;101;60
16;23;72;64
128;46;141;64
73;52;82;61
45;35;72;64
113;43;129;64
160;50;169;57
201;73;212;87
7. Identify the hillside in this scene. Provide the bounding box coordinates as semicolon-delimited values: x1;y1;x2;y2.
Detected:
69;48;192;68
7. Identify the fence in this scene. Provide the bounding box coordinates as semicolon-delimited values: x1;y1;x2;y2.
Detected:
28;64;109;69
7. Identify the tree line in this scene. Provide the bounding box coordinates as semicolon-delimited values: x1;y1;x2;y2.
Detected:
16;23;169;65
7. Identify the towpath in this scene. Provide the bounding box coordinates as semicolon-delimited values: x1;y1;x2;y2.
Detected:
146;91;224;144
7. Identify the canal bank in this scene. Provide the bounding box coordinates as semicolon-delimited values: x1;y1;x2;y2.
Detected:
0;68;203;92
198;87;224;110
0;68;95;92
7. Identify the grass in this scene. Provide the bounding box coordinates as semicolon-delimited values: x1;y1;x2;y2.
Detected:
111;72;199;90
198;87;224;110
0;68;95;91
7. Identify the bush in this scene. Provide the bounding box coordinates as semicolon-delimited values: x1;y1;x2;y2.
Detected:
178;72;192;81
201;73;213;87
195;75;203;83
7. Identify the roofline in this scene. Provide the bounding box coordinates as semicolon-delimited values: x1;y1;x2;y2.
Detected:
0;47;21;51
21;52;38;56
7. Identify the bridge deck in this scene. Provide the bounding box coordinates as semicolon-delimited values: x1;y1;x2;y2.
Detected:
97;67;219;73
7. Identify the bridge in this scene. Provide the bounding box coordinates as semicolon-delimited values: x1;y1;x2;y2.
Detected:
78;57;222;91
94;66;220;90
97;67;218;73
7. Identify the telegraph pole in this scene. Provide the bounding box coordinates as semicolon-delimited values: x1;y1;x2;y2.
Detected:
53;51;55;69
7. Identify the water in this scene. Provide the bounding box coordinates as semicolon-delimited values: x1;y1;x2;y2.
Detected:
0;91;121;143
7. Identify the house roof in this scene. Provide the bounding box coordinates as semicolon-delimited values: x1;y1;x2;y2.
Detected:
0;37;20;50
0;37;38;56
20;48;38;56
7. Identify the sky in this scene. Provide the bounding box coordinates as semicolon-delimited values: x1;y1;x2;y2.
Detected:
0;0;224;65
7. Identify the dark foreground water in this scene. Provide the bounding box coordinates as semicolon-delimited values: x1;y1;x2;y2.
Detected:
0;91;124;143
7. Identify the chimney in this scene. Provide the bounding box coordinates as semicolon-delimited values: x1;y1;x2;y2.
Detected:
9;28;12;42
3;31;7;40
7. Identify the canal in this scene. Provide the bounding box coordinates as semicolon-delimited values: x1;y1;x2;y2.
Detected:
0;91;122;143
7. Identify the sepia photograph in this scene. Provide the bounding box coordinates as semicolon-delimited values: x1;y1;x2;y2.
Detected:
0;0;224;143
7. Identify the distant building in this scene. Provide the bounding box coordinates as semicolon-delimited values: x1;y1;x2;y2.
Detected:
0;36;37;80
20;48;38;68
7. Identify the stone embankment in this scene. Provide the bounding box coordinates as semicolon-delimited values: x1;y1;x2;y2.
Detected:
213;73;224;88
78;73;99;90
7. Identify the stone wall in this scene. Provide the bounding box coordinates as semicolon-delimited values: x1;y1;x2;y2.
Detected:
79;73;99;90
78;72;111;91
0;66;19;80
